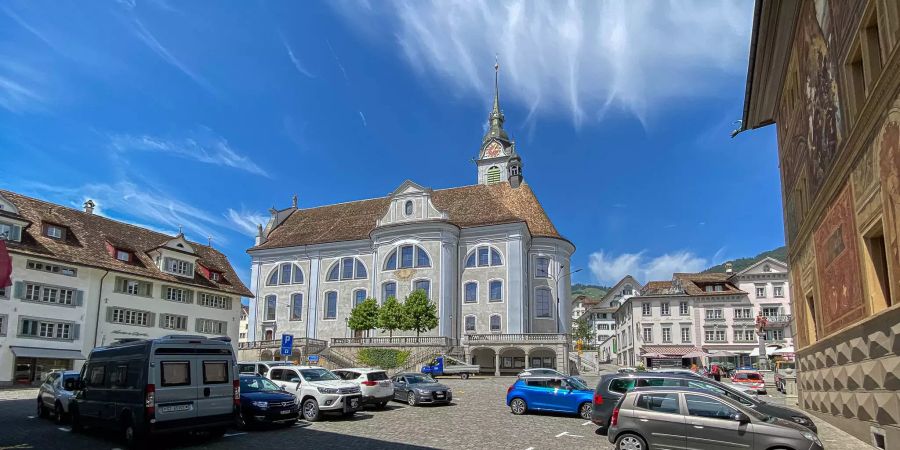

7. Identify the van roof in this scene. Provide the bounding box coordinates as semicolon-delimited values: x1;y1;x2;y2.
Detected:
92;334;234;356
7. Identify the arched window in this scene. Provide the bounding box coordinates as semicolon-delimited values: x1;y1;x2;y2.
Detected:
324;291;338;319
489;280;503;302
464;246;502;268
326;257;368;281
266;263;304;286
290;293;303;321
353;289;367;307
490;314;501;332
413;279;430;298
486;166;501;184
264;295;277;321
384;245;430;270
382;281;397;301
464;282;478;303
464;315;476;333
535;288;552;318
404;200;413;216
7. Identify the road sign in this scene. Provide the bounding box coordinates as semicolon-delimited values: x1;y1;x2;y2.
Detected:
307;354;319;365
281;334;294;356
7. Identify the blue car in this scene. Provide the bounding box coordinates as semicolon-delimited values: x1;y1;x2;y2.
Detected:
506;376;594;419
237;375;300;428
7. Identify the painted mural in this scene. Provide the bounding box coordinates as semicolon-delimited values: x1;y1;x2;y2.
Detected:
878;104;900;305
814;185;864;335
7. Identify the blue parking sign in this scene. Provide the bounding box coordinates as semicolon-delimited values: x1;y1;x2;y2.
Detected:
280;334;293;356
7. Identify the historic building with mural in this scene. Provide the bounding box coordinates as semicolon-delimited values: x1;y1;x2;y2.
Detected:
740;0;900;447
244;66;575;374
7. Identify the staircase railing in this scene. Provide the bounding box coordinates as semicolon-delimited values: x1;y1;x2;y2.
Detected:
319;347;358;369
393;347;444;375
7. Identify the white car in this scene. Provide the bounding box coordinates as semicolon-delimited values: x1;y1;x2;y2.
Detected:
332;368;394;409
268;366;362;421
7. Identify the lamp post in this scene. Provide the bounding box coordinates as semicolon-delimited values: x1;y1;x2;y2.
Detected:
553;265;582;333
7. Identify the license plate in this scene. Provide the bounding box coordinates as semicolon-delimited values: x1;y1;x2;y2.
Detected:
160;404;191;413
435;393;445;398
350;398;359;409
280;409;291;415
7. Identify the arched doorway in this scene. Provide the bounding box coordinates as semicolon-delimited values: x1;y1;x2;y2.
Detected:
259;350;273;361
498;347;526;375
528;347;557;370
470;347;496;375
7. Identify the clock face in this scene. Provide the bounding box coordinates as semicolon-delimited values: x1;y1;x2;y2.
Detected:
483;141;503;158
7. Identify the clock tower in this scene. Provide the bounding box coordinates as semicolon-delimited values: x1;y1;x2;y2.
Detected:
476;60;522;187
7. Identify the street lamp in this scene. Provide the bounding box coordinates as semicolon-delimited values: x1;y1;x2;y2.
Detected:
553;265;582;333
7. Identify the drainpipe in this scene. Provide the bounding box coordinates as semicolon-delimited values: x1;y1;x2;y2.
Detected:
93;270;110;347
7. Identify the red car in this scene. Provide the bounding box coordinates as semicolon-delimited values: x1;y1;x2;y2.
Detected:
731;370;766;394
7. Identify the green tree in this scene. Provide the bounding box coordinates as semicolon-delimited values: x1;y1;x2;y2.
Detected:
573;318;592;343
377;296;405;339
348;298;379;337
402;289;439;340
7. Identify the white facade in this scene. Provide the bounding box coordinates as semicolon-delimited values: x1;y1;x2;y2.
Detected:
581;276;640;346
731;258;793;347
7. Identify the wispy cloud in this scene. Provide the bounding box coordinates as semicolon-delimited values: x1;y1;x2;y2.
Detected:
107;127;269;177
326;39;349;82
588;250;709;285
358;111;367;127
0;60;50;113
225;208;268;237
278;29;314;79
335;0;751;127
127;16;215;94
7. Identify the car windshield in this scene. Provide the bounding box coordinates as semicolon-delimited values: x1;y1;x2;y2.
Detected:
240;377;281;392
566;378;590;391
735;373;762;381
300;369;340;381
61;374;80;391
405;375;435;384
686;380;757;406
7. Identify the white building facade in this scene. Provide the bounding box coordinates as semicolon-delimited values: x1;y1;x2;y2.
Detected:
580;276;641;346
0;191;251;385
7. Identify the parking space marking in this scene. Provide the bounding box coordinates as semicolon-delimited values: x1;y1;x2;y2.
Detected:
554;431;583;438
581;421;592;426
223;432;247;438
524;447;534;450
26;416;35;419
57;427;70;432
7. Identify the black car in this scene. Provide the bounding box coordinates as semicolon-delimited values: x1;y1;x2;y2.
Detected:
591;373;817;434
391;373;452;406
237;375;299;427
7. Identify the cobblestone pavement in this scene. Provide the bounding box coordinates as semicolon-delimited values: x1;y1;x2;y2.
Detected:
0;377;871;449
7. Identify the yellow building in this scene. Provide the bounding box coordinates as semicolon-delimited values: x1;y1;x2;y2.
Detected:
740;1;900;447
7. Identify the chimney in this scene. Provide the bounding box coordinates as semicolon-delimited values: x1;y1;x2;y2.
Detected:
83;199;95;214
725;262;733;274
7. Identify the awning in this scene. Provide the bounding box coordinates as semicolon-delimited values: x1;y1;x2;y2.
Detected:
10;346;86;360
771;346;794;355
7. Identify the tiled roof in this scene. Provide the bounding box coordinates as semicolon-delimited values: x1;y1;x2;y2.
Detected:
641;281;677;295
642;345;706;356
1;190;252;298
674;273;744;296
253;182;566;250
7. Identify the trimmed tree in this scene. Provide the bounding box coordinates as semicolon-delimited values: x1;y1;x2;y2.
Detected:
377;296;405;339
402;289;439;340
348;298;379;338
573;318;592;343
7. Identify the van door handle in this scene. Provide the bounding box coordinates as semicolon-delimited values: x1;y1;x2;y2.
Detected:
203;388;211;397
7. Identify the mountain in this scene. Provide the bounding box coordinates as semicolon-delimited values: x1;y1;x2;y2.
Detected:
703;246;788;273
571;283;610;299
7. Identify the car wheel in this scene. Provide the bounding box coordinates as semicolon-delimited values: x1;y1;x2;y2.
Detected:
460;373;469;380
37;399;48;419
54;402;66;424
123;421;141;448
616;433;647;450
407;392;417;406
578;402;592;420
302;398;321;422
509;398;527;415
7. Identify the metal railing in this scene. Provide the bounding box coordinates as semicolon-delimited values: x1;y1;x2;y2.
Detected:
463;333;570;344
238;337;328;353
763;315;792;325
331;336;455;347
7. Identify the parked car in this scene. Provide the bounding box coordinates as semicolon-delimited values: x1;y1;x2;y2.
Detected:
421;356;479;379
516;368;585;384
774;361;796;393
69;335;238;446
591;372;816;434
731;370;767;394
268;366;361;421
37;370;80;424
607;386;823;450
236;374;299;428
238;361;293;378
391;373;452;406
616;367;638;374
506;376;594;420
332;368;393;409
648;368;702;378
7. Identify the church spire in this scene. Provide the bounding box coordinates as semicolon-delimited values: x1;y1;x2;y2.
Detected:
484;56;509;143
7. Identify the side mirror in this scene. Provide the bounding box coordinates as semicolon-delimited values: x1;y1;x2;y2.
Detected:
64;379;76;391
733;412;750;423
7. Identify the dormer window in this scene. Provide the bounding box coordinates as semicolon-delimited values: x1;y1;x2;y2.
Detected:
116;249;132;262
0;222;22;242
210;272;220;282
44;224;65;240
163;257;194;277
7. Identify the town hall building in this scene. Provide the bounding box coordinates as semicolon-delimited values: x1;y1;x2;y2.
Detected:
245;66;575;374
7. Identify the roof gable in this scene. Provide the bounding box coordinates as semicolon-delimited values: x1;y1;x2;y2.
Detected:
735;256;788;276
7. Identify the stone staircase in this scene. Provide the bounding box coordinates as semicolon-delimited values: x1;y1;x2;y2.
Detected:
318;346;359;369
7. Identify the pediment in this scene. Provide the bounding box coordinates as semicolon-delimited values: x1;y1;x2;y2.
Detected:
377;180;447;227
162;235;196;254
738;257;788;275
390;180;431;197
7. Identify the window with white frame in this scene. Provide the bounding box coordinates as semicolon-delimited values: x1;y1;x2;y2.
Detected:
681;327;691;343
762;306;780;317
116;250;131;262
679;302;689;315
44;224;64;239
534;257;550;278
490;314;501;332
766;329;784;341
598;324;610;330
196;318;226;335
464;282;477;303
755;285;766;298
163;257;194;277
705;329;726;342
198;293;230;309
264;295;277;321
353;289;366;307
327;257;368;281
716;330;726;341
642;327;653;343
115;277;152;297
384;246;430;270
161;314;187;331
0;222;23;241
734;307;753;319
705;309;723;320
413;279;430;297
26;260;77;277
382;282;397;301
324;291;337;319
164;286;188;303
464;315;476;332
662;327;672;343
642;303;651;316
535;288;552;318
489;280;502;302
773;285;784;297
291;293;303;320
110;307;150;326
0;314;6;336
660;302;670;315
704;330;715;342
20;319;74;339
19;283;77;306
464;246;503;268
267;263;303;286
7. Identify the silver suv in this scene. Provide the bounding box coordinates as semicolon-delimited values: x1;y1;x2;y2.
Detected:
607;386;823;450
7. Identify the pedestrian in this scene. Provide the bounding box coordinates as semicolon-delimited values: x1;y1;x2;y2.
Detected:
711;364;721;382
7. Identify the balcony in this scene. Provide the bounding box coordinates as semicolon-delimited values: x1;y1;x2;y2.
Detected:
763;315;792;327
463;333;570;345
331;336;455;347
237;337;328;352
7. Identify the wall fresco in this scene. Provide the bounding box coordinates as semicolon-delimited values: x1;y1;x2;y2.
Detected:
814;185;864;335
878;105;900;305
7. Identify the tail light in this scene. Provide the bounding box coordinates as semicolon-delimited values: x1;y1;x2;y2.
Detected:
593;393;603;405
507;384;514;395
610;407;620;426
145;384;156;418
361;381;377;387
233;380;241;406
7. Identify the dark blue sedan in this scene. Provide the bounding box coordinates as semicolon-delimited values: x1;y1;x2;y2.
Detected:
237;375;299;428
506;376;594;419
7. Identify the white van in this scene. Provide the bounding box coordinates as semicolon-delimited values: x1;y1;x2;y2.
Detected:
70;335;238;446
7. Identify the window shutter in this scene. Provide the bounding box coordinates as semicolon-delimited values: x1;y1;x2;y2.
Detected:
160;285;167;299
10;225;21;241
142;282;152;297
106;307;114;323
74;290;84;306
195;319;202;333
13;281;24;299
72;324;80;340
185;290;193;304
147;313;156;327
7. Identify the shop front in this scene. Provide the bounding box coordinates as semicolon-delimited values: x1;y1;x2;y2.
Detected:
10;347;85;384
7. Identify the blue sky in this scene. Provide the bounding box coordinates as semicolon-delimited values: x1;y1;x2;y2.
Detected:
0;0;782;288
